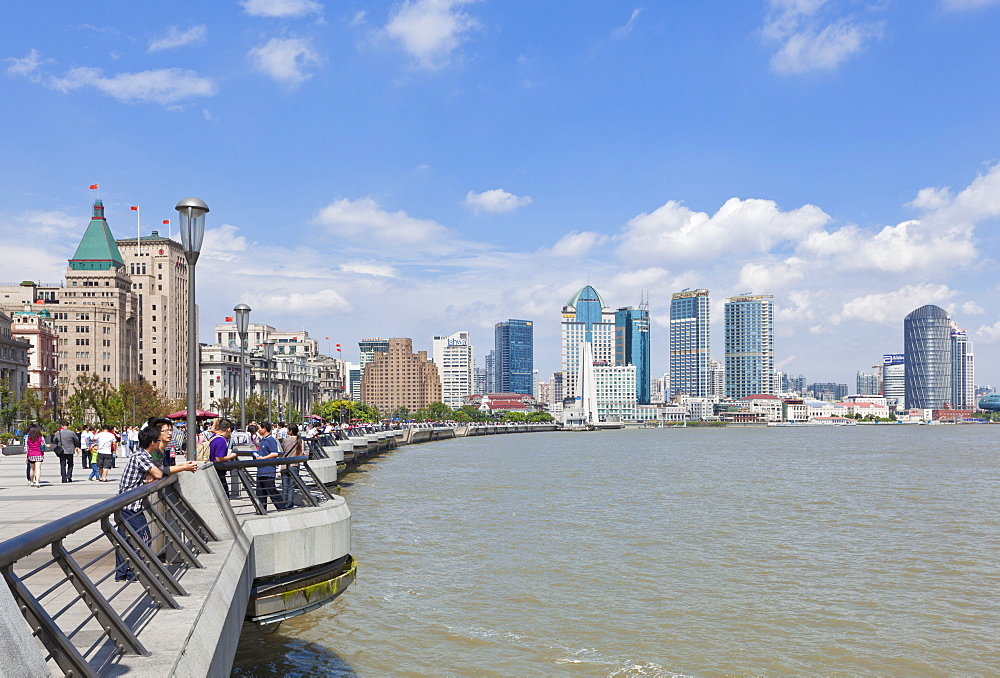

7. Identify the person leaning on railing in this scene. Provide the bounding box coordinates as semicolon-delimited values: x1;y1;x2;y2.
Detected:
252;421;281;511
114;417;199;582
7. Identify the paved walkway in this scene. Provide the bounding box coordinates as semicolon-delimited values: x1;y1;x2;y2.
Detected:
0;451;122;544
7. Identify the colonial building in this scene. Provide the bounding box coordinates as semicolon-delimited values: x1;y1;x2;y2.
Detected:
117;230;191;400
1;201;139;400
360;338;441;416
0;311;30;400
11;308;59;412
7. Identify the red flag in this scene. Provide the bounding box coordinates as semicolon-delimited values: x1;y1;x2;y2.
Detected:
335;344;341;347
130;206;139;211
89;184;98;190
225;316;234;322
325;337;330;340
162;219;170;225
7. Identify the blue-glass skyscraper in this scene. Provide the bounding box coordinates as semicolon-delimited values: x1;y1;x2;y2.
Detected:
495;320;534;394
904;305;952;409
670;289;711;397
615;306;650;404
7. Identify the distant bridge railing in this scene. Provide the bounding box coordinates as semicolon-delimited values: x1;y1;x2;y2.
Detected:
0;475;217;677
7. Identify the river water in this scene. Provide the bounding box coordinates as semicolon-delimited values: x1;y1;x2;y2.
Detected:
232;425;999;676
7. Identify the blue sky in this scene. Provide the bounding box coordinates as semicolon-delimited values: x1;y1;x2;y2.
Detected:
3;0;1000;388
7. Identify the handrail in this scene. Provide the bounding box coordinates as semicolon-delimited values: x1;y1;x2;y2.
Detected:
214;455;309;470
0;472;217;676
0;475;177;566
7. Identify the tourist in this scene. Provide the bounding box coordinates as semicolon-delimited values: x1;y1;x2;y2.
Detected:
209;418;238;494
53;421;80;483
279;423;304;509
24;423;45;487
253;422;281;511
114;417;199;582
95;424;116;482
127;426;140;455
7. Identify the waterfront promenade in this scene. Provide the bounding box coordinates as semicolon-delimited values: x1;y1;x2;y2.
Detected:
0;454;121;544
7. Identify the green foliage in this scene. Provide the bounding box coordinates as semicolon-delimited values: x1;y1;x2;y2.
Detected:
284;402;301;424
427;401;452;421
210;396;239;420
527;411;554;422
311;400;380;423
391;406;411;420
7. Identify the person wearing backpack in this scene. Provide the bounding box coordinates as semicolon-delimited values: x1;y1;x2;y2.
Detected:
53;421;81;483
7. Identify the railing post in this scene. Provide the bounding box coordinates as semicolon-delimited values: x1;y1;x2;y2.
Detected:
101;516;182;607
1;563;93;678
51;540;149;657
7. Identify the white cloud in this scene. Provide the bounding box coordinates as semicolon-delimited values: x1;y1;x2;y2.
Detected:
384;0;480;70
975;319;1000;343
834;284;957;325
248;37;322;87
906;186;952;211
312;197;452;245
549;231;609;258
762;1;883;75
737;257;806;292
339;263;397;277
6;49;52;82
251;288;352;313
49;67;216;104
962;301;985;315
464;188;532;214
941;0;1000;9
21;210;77;236
241;0;323;18
612;9;645;39
201;225;249;263
617;197;830;263
148;25;207;52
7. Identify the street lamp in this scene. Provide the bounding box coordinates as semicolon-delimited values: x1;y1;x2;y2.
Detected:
263;338;275;423
176;197;209;461
234;304;251;431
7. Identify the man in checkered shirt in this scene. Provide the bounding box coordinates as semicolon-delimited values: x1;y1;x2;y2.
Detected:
115;417;199;582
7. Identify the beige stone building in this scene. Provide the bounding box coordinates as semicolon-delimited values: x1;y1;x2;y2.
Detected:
11;308;59;412
360;338;441;416
116;229;191;400
0;200;138;401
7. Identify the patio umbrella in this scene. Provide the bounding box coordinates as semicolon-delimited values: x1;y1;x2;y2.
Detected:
165;409;219;420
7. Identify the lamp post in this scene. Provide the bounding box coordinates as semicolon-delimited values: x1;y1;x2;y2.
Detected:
263;339;275;423
176;197;209;461
234;304;251;431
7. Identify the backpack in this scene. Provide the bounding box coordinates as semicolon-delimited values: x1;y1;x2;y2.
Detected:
196;438;212;462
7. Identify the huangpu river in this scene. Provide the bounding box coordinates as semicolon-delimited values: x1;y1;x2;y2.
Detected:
233;425;999;676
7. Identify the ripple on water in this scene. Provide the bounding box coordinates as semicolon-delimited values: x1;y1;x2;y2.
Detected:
234;426;1000;676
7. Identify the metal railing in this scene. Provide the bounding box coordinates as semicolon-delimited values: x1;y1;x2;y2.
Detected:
0;475;217;677
213;457;334;517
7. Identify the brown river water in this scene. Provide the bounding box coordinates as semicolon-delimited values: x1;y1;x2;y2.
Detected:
232;425;999;676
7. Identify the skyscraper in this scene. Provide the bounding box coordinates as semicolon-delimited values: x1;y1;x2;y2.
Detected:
561;285;615;401
432;331;474;410
724;294;774;399
904;305;952;409
882;354;905;408
615;305;650;404
951;328;974;409
669;289;710;397
358;339;389;371
360;338;441;414
494;320;534;394
857;370;879;396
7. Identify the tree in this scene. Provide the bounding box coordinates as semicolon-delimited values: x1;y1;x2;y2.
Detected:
211;396;239;420
0;377;18;432
391;406;411;420
427;401;452;421
284;402;301;424
527;411;554;423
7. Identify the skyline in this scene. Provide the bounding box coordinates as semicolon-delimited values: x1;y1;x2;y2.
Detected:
3;1;1000;386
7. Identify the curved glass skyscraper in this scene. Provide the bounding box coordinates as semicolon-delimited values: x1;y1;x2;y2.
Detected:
903;305;952;409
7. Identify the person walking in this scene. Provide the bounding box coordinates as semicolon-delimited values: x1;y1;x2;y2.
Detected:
115;417;199;582
53;421;80;483
24;424;45;487
95;424;116;482
279;423;304;510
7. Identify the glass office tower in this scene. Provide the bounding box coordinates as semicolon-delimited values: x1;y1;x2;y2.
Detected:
615;306;651;405
670;289;711;397
724;294;775;399
903;305;952;409
494;320;534;394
